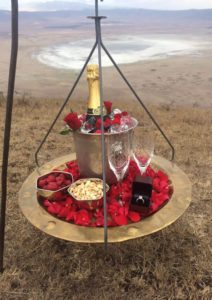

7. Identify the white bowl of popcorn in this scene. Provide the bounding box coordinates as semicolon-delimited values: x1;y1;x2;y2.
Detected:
68;178;110;210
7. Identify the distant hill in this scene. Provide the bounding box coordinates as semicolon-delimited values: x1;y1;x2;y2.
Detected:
1;8;212;19
0;8;212;35
105;8;212;21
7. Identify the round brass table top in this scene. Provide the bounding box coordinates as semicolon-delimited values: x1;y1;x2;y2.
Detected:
19;154;192;243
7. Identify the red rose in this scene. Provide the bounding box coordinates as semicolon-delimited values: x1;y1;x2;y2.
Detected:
111;117;121;125
114;113;122;119
64;112;82;131
104;118;112;129
104;101;112;114
95;118;102;129
111;113;122;125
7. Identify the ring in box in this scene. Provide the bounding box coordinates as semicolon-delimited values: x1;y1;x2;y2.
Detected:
130;176;153;212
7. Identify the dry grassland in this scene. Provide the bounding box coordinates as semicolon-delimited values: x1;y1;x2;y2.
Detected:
0;97;211;299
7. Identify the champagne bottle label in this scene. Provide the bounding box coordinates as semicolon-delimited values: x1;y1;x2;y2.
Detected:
87;64;106;116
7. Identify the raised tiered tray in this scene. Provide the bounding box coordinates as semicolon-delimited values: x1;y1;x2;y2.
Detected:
19;154;191;243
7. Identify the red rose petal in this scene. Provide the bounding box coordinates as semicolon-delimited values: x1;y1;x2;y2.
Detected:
52;202;62;214
52;191;64;202
45;202;62;215
95;217;104;227
128;211;141;223
58;207;70;218
112;214;128;226
146;166;156;178
66;210;76;222
157;170;169;181
43;199;51;207
64;197;74;206
160;180;169;190
74;210;91;226
43;159;171;228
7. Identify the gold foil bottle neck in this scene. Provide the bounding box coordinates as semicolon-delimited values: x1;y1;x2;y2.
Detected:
87;64;99;81
87;64;105;116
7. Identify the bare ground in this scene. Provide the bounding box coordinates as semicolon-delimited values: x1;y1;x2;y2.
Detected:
0;97;211;300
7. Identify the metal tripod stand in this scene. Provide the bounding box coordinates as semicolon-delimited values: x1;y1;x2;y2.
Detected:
1;0;175;272
34;0;175;248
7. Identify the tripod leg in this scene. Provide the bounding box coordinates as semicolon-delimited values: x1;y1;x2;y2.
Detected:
101;43;175;161
35;42;98;167
95;18;108;250
0;0;19;273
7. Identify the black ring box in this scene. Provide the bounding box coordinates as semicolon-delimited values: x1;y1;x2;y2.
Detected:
130;175;153;212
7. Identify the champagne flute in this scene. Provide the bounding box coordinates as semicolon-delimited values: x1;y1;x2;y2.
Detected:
132;121;154;176
108;131;131;198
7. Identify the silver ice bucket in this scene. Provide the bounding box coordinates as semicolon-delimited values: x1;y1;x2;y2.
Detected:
73;118;138;184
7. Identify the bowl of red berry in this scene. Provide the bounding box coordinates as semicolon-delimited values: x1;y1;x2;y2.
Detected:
37;171;73;198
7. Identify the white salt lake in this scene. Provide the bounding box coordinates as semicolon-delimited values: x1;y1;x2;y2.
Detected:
36;35;210;70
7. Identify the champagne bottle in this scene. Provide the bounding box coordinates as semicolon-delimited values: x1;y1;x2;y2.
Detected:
86;64;106;120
